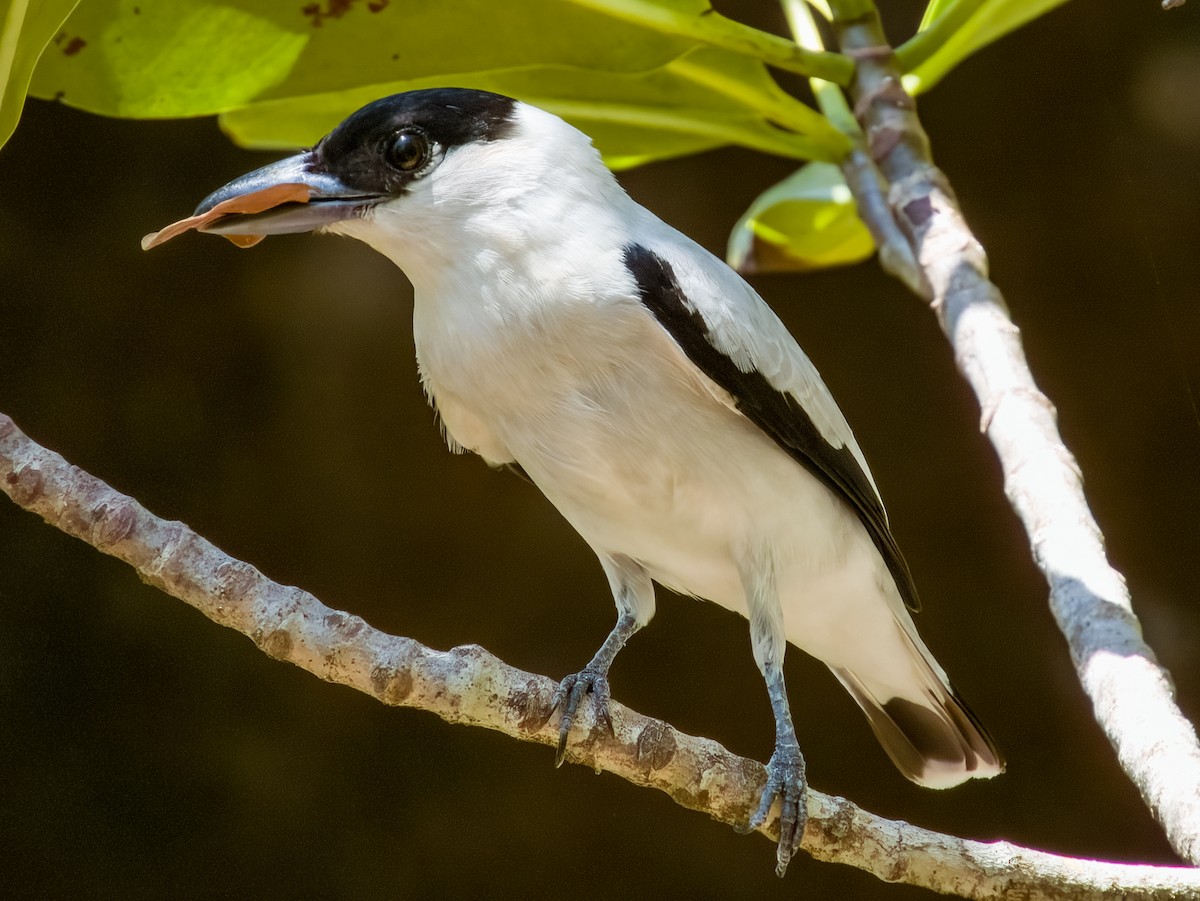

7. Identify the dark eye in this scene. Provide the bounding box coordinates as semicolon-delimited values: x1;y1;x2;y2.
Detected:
385;130;430;172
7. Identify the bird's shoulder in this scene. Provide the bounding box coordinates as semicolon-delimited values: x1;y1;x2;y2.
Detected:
623;234;868;476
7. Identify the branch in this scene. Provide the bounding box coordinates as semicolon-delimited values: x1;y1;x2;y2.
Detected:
780;0;929;296
4;413;1200;898
827;2;1200;866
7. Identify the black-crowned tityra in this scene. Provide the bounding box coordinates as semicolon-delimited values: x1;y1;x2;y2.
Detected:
176;87;1003;874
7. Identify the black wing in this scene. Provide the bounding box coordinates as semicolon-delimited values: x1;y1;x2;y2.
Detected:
623;243;920;613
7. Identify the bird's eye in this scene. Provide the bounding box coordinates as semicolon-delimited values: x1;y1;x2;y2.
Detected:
385;130;430;172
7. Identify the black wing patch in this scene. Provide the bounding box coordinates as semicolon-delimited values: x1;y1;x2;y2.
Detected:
623;243;920;613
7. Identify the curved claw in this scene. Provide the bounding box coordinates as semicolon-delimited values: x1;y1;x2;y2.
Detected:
550;667;614;767
745;744;807;877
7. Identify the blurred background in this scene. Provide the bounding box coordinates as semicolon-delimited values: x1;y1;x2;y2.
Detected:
2;1;1199;898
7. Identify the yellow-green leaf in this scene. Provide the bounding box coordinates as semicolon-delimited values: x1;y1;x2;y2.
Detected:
30;0;700;115
221;47;849;166
0;0;79;149
916;0;965;31
900;0;1073;95
28;0;848;166
727;161;874;274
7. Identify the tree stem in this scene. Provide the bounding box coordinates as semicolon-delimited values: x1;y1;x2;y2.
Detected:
3;410;1200;898
829;2;1200;866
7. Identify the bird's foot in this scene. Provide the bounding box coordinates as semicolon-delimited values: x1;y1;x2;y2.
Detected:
742;742;807;877
550;667;615;766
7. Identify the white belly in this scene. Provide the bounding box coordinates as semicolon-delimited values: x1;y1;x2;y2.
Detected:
417;293;911;682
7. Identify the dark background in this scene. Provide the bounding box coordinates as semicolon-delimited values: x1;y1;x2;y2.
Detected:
2;1;1199;898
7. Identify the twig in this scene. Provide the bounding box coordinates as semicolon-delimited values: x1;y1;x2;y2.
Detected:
781;0;930;296
828;2;1200;866
4;412;1200;898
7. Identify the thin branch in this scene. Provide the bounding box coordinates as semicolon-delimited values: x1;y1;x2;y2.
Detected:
4;413;1200;898
838;144;931;295
827;1;1200;866
782;0;929;296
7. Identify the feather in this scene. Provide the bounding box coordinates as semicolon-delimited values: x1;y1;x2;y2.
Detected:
623;242;920;613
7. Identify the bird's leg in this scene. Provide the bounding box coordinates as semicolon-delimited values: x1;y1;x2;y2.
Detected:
552;555;653;766
738;546;806;875
744;661;807;877
551;611;639;765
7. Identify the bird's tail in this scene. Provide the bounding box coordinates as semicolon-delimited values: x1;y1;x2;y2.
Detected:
830;629;1004;789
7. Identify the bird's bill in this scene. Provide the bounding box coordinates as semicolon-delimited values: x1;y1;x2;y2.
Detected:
141;152;386;251
194;152;383;237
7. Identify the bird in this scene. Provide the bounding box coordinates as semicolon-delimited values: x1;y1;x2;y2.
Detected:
175;87;1003;875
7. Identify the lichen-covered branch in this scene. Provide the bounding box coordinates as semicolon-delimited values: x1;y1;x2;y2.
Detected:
828;3;1200;867
4;413;1200;898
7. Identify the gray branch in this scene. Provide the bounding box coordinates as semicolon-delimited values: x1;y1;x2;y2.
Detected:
5;412;1200;898
830;4;1200;866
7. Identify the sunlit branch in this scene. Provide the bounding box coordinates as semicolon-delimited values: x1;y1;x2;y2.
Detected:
4;413;1200;898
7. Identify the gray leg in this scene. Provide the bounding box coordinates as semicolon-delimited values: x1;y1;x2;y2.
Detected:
739;545;807;876
552;555;654;765
745;662;807;877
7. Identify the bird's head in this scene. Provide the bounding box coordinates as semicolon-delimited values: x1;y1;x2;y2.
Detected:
187;88;623;279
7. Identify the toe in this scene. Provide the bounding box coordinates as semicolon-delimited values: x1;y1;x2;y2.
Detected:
551;669;613;766
742;746;807;877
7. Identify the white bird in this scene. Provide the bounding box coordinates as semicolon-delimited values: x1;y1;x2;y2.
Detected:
183;88;1003;874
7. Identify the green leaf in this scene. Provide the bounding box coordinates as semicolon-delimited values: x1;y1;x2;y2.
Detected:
0;0;79;149
727;161;874;274
30;0;848;166
562;0;852;83
29;0;704;115
916;0;965;31
899;0;1073;94
221;47;850;167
